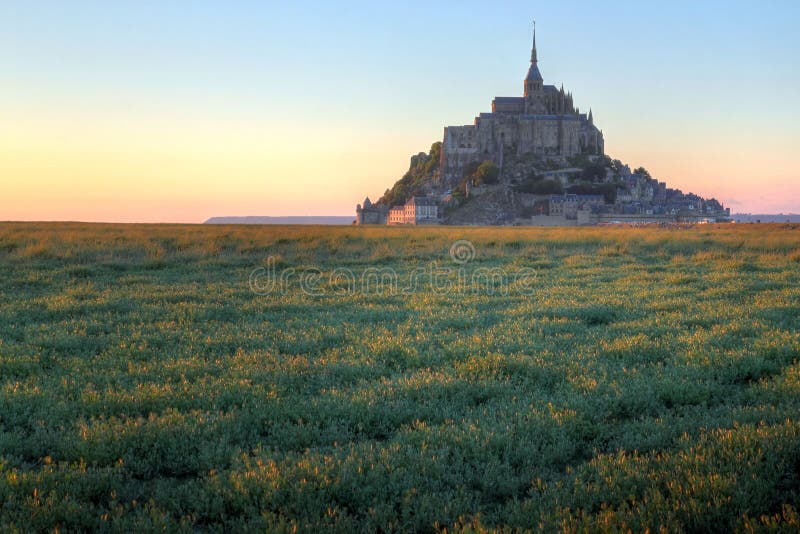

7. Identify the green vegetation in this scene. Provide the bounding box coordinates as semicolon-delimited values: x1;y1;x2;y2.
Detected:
634;166;652;179
1;222;800;531
567;154;611;170
566;181;619;203
470;161;500;186
456;160;501;197
516;174;564;195
379;142;441;207
578;160;607;182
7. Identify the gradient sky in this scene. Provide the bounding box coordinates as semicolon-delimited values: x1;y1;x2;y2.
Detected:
1;0;798;222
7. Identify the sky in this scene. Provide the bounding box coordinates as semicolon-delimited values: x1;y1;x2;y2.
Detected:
1;0;798;222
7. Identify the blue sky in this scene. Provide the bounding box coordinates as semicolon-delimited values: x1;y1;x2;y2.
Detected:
1;0;798;220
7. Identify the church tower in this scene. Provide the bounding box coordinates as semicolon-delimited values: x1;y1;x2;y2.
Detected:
524;22;543;97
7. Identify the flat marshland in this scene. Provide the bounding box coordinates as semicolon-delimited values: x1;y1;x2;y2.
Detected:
1;222;799;531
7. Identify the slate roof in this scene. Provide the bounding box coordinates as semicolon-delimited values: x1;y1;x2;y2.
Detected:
525;63;543;82
409;196;438;206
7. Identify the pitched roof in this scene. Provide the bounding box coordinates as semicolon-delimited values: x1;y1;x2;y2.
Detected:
525;63;543;82
409;196;438;206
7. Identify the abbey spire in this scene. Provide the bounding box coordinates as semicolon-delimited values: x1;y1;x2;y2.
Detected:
524;21;543;96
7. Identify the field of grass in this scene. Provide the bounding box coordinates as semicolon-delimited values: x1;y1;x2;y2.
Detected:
1;222;799;532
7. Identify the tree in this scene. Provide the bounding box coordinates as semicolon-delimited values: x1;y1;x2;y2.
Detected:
472;161;499;185
610;159;626;176
566;181;616;203
516;178;563;195
462;161;481;180
581;161;606;182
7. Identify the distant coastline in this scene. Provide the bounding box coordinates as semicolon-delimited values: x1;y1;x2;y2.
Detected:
204;216;354;225
203;214;797;225
733;214;800;223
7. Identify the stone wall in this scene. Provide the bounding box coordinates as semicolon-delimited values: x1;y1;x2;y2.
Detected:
441;113;601;187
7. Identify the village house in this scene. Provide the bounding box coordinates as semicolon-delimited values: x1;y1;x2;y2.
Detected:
549;194;604;218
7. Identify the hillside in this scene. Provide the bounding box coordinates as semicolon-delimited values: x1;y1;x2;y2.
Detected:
372;144;729;224
378;142;442;207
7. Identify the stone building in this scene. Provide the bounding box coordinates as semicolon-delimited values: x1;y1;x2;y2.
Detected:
440;24;604;186
549;194;604;218
356;197;388;225
387;196;440;225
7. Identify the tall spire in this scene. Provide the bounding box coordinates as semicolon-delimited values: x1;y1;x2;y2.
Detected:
524;20;543;84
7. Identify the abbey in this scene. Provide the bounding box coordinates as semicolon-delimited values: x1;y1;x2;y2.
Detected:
440;25;604;186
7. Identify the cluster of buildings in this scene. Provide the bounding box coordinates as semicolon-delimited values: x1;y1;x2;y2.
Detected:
602;164;729;222
520;162;730;224
536;188;730;225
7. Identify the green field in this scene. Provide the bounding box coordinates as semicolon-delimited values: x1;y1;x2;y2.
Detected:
1;222;799;532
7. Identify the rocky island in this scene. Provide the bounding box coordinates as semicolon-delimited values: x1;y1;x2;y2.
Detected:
357;25;730;226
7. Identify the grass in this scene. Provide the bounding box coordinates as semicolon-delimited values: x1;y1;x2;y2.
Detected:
0;222;799;531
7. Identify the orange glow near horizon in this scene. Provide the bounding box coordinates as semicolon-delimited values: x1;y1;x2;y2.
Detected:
3;108;796;222
1;110;429;222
